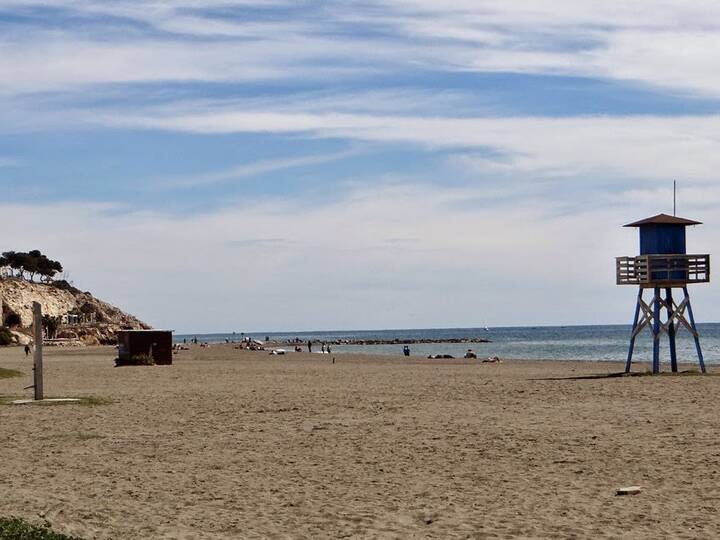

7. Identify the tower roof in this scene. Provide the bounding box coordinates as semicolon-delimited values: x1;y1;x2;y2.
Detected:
623;213;702;227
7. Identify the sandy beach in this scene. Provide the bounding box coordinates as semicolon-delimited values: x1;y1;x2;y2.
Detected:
1;345;719;539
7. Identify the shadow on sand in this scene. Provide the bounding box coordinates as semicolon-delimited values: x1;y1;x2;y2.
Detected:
531;370;713;381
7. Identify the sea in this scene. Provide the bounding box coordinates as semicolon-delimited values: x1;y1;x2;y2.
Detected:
175;323;720;364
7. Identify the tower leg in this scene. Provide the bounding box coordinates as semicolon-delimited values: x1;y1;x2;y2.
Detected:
625;288;643;373
683;286;706;374
666;288;678;373
652;287;661;374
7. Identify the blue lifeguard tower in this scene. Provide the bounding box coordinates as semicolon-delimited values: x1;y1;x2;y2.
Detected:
616;213;710;374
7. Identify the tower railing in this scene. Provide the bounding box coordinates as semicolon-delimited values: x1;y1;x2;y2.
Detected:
616;254;710;286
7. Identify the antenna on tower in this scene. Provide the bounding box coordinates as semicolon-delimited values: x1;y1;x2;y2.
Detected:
673;180;677;216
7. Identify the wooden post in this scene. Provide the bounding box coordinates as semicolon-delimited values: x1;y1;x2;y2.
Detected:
0;280;4;325
625;288;643;373
666;288;678;373
652;287;661;374
683;286;706;374
32;302;43;400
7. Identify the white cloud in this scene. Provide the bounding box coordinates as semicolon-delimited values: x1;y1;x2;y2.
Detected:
4;1;720;96
152;148;361;189
3;1;720;333
0;156;18;167
87;104;720;182
0;38;316;95
1;180;716;333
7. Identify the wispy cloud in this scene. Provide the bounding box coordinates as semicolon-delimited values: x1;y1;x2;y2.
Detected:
1;180;715;332
0;156;19;168
153;148;362;189
87;104;720;182
3;1;720;331
4;1;720;96
226;238;288;248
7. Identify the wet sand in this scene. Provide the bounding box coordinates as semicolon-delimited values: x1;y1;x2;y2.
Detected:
0;345;719;539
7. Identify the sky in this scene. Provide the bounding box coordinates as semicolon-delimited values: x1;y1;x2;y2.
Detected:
2;1;720;333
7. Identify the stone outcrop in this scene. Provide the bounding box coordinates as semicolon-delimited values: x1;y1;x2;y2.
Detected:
0;277;149;345
9;329;31;345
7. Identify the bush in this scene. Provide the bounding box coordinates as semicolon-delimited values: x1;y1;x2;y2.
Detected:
0;327;14;347
41;316;61;340
0;516;83;540
115;354;155;367
0;367;23;379
51;280;80;294
78;303;96;315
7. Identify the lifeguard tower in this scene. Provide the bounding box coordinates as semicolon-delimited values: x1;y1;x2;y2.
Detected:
617;214;710;374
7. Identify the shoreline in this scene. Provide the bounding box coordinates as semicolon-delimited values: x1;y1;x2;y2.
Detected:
183;341;714;367
10;341;710;368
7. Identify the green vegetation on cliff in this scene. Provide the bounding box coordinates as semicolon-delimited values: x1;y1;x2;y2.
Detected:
0;327;13;347
0;251;63;283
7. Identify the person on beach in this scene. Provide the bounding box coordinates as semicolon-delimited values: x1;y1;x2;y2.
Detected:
307;340;312;353
321;343;326;353
403;345;410;357
24;344;31;357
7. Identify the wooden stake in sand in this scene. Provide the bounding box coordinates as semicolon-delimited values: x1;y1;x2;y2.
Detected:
32;301;43;401
12;303;80;406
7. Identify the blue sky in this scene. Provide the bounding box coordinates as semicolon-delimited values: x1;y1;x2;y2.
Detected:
2;1;720;333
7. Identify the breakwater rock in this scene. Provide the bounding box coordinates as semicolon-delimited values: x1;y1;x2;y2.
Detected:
276;337;492;346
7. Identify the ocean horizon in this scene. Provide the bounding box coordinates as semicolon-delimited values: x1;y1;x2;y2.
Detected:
175;323;720;364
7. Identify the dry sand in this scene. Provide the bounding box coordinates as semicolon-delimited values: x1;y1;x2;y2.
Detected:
1;345;719;539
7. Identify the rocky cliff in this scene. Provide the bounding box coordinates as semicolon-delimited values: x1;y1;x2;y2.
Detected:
0;278;149;345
